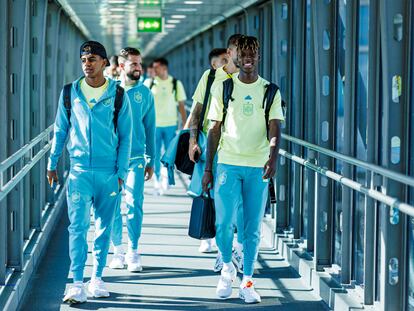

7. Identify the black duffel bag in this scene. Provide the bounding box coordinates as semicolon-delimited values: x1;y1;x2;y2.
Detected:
188;192;216;240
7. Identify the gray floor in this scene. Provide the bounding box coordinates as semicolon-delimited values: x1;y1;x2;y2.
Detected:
20;177;329;311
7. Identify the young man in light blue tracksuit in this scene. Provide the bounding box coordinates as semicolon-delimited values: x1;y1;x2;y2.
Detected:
203;36;284;303
109;47;156;272
47;41;132;304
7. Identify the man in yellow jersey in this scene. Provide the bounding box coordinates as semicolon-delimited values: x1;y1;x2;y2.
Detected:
186;35;245;274
203;36;284;303
47;41;132;304
144;57;187;194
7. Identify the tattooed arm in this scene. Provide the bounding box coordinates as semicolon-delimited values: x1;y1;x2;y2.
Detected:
188;102;203;162
202;120;222;192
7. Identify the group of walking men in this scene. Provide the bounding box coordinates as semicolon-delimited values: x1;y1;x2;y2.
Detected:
47;33;284;305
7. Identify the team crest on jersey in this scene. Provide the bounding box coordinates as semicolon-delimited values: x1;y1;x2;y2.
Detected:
243;95;254;116
134;92;142;103
102;98;112;107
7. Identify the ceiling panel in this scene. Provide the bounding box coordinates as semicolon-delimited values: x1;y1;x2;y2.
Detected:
61;0;258;58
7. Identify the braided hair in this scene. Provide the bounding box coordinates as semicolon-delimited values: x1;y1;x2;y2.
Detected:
237;35;260;54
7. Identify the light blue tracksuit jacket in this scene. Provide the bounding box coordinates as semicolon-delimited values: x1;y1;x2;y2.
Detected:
111;81;156;251
47;77;132;281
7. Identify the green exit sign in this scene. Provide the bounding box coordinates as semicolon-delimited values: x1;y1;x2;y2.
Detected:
137;17;163;33
138;0;162;7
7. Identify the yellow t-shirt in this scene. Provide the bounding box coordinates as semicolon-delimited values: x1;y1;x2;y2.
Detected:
208;75;285;168
80;78;109;108
191;66;234;133
145;76;186;127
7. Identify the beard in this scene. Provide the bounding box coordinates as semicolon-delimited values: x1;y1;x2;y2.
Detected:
127;70;140;81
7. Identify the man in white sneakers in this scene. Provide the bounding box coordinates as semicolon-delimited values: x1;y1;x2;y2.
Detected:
109;47;156;272
203;36;284;303
47;41;132;304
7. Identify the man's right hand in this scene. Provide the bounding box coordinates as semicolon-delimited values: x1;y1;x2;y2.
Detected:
189;138;201;163
47;170;59;188
202;171;214;193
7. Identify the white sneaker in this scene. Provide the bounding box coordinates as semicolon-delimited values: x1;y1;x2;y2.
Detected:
126;252;143;272
161;176;169;191
199;239;214;253
109;254;125;269
232;249;244;273
63;283;87;304
87;278;110;298
213;252;224;272
239;279;261;303
216;264;236;299
153;179;163;196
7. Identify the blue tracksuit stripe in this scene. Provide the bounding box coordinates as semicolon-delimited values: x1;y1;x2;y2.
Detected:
48;89;70;171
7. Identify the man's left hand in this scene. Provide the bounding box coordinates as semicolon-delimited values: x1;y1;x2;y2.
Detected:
263;157;277;179
145;166;154;181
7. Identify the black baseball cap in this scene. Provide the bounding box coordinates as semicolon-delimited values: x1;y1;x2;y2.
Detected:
79;41;110;66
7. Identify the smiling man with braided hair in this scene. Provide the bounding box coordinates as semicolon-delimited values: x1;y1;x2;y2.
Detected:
202;35;285;303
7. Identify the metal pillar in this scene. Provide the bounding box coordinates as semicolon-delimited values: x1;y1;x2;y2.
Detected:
0;0;9;285
290;0;306;240
272;0;292;232
7;0;29;270
341;0;359;284
378;0;411;310
312;0;337;269
304;0;316;253
364;0;381;304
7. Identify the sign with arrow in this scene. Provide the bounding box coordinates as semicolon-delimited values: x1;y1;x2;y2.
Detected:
137;17;163;32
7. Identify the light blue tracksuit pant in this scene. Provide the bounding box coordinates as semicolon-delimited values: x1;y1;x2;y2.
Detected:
214;164;268;276
67;168;121;282
111;158;146;251
155;125;177;180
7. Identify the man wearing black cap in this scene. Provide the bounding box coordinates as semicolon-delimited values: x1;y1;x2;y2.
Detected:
47;41;132;304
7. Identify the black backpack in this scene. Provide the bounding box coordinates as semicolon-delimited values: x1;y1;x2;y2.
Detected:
63;82;124;133
149;77;178;102
222;78;283;203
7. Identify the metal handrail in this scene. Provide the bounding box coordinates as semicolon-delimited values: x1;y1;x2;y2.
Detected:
0;125;54;202
279;145;414;218
0;125;53;173
282;134;414;188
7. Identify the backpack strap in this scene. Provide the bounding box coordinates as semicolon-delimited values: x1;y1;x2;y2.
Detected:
63;83;72;127
113;85;124;133
198;69;216;132
149;78;155;90
262;83;280;138
172;77;178;102
222;78;234;125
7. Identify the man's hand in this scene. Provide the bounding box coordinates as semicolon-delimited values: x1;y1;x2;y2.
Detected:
118;178;124;188
189;138;201;163
144;166;154;181
47;170;59;188
263;157;277;179
202;171;214;193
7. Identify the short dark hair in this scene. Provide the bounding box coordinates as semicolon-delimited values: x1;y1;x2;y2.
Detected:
153;57;168;67
118;47;141;61
208;48;227;63
227;34;243;48
237;35;260;54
